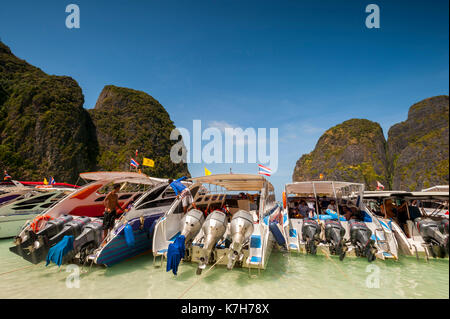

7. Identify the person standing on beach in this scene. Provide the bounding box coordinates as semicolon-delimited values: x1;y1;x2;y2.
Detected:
168;177;197;214
102;184;124;238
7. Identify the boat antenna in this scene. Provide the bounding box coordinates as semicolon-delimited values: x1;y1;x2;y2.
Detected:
331;181;343;224
312;182;319;218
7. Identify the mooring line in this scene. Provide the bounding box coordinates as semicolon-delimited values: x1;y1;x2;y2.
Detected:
319;247;362;292
0;264;34;276
178;255;225;299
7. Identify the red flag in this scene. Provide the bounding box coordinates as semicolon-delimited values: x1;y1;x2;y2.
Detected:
376;181;385;190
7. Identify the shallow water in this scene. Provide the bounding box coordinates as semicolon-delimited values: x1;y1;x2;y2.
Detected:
0;239;448;299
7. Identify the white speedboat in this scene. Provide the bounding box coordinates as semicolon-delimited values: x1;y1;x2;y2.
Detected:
152;174;282;274
282;181;399;261
364;191;449;260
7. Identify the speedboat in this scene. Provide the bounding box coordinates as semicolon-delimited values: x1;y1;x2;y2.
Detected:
152;174;282;275
364;190;449;260
1;189;35;207
0;188;75;238
87;180;183;266
9;171;164;264
282;181;399;261
0;180;79;192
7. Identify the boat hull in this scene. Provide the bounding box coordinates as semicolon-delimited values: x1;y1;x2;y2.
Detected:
94;214;163;266
0;212;39;238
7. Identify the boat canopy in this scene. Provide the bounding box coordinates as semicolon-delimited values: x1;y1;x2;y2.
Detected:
409;191;449;201
79;171;167;185
421;185;449;192
364;191;413;199
364;191;448;201
190;174;274;192
285;181;364;196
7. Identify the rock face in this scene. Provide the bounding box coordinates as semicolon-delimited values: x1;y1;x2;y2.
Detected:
292;119;390;189
0;41;190;182
0;41;98;183
89;85;190;179
293;96;449;191
387;96;449;190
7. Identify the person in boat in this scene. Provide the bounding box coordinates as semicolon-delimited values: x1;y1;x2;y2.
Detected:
342;205;356;221
102;184;125;237
168;177;197;214
296;200;314;218
343;205;363;221
3;170;12;181
327;200;337;211
290;201;299;218
381;199;409;234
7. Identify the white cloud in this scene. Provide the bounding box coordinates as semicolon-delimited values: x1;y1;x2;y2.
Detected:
279;122;325;143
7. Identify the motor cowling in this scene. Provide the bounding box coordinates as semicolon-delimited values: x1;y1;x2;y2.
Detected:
439;219;449;235
324;219;346;259
302;218;321;255
73;218;104;263
36;215;74;240
349;219;375;262
48;216;91;247
197;210;227;274
227;210;254;270
13;214;73;254
416;218;448;254
181;209;205;245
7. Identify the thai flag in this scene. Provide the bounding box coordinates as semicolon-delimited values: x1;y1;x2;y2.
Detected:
376;181;385;190
258;164;272;176
49;177;55;185
130;158;139;168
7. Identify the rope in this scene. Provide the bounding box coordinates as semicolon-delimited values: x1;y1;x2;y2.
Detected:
0;264;34;276
318;246;365;294
177;254;225;299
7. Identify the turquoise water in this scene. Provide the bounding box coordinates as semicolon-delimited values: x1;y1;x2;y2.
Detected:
0;238;448;299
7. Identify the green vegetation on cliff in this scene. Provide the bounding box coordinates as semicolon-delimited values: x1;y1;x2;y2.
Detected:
293;96;449;191
0;41;98;183
0;41;190;182
292;119;389;190
387;95;449;190
89;85;190;179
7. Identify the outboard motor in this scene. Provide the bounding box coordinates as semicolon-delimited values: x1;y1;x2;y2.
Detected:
180;209;205;261
302;218;321;255
439;219;449;235
349;219;376;262
9;215;74;264
73;218;104;264
181;209;205;246
324;219;346;260
197;210;227;275
48;216;91;247
36;215;74;240
227;210;254;270
416;218;449;257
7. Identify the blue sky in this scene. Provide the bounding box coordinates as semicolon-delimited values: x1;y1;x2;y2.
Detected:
0;0;448;197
